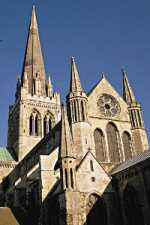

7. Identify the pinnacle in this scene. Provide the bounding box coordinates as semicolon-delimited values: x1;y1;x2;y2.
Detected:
70;57;83;93
48;74;52;85
60;104;75;159
122;70;137;105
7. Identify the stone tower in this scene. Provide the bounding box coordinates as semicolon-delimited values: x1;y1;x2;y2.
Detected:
7;6;61;161
122;69;149;153
66;57;94;159
56;104;110;225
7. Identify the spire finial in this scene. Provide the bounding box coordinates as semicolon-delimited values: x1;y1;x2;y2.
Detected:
122;69;137;104
70;57;83;93
48;74;52;84
121;67;127;77
30;4;38;30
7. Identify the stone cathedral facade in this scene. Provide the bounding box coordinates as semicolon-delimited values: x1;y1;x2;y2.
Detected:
1;6;150;225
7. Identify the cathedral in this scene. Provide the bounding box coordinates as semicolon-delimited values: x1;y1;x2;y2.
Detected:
0;6;150;225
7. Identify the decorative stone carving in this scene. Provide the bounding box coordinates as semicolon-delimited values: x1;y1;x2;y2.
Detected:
97;94;120;117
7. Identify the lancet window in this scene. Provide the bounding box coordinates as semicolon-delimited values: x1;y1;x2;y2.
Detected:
43;112;54;136
29;110;41;136
122;131;132;160
106;123;120;162
94;129;106;162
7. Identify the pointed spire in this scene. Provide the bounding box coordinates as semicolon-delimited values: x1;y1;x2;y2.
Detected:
30;5;38;30
60;104;75;159
46;74;53;96
48;75;51;84
70;57;83;93
48;74;52;87
122;69;137;105
21;5;46;95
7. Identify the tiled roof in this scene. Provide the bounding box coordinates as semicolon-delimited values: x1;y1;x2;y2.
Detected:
0;147;14;161
0;207;20;225
111;149;150;175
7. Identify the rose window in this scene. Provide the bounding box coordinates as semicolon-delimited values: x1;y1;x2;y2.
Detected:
97;94;120;117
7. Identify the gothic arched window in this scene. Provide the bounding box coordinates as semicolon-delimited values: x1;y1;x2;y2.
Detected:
106;123;120;162
29;114;34;135
44;117;47;136
43;112;54;136
94;129;106;162
49;118;52;131
29;110;41;136
122;131;132;160
81;100;85;121
35;114;39;136
74;100;77;122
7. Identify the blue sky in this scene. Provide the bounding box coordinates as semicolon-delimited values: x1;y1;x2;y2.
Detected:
0;0;150;145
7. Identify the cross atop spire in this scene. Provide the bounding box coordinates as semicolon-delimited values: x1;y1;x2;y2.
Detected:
122;69;137;105
60;104;75;159
21;5;46;96
69;57;83;93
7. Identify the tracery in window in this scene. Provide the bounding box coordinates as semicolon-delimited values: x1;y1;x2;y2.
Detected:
29;110;41;136
94;129;106;162
122;131;132;160
107;123;120;162
43;112;54;136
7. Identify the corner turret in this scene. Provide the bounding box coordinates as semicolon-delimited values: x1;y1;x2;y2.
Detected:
122;69;149;152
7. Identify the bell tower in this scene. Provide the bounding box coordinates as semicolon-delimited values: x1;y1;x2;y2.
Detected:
7;6;61;161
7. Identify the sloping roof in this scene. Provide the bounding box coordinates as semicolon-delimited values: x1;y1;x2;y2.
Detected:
0;207;20;225
111;150;150;175
0;147;14;161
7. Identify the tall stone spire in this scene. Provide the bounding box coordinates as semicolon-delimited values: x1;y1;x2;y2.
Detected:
66;58;92;159
60;104;75;159
70;57;83;93
21;5;46;96
7;6;61;162
122;69;137;105
67;57;88;124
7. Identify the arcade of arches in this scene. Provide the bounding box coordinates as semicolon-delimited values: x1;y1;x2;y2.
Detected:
85;184;146;225
29;111;54;137
94;123;133;163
